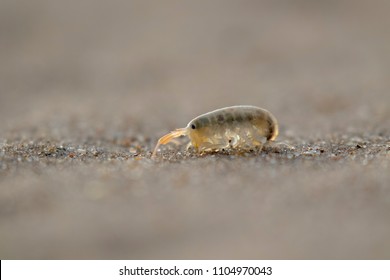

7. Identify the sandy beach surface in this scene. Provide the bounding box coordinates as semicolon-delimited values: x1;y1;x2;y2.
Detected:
1;0;389;259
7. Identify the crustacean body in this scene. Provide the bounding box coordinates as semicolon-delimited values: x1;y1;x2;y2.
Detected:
152;105;279;157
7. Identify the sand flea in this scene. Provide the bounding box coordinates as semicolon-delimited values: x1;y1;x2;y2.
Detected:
152;105;279;157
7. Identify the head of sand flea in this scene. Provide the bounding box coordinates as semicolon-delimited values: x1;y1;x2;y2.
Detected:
152;105;279;158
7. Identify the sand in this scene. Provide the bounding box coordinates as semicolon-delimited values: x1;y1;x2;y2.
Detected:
0;0;389;259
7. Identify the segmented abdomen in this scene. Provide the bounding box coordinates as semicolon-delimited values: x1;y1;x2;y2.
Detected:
191;106;278;141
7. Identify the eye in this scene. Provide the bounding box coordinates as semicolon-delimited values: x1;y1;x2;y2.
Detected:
191;124;196;129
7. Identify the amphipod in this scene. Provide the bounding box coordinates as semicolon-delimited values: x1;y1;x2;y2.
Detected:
152;105;279;157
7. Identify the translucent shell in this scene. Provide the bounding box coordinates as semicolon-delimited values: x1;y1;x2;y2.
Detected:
152;105;278;157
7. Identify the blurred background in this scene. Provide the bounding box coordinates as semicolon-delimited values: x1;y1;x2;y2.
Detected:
0;0;389;259
1;0;389;135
